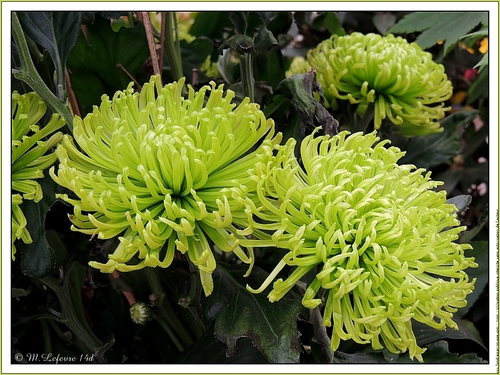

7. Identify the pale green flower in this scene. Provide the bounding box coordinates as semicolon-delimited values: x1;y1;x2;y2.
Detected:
245;129;476;362
50;75;277;296
11;91;65;260
293;33;453;136
285;56;311;78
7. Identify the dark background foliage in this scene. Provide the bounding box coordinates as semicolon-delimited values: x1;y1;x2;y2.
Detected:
11;11;491;365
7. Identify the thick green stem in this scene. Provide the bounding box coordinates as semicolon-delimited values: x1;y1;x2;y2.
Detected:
163;12;184;83
239;53;255;102
40;276;104;360
11;12;73;131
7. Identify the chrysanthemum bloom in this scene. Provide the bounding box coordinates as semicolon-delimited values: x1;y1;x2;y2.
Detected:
11;91;65;260
50;75;277;296
130;302;152;325
285;56;311;79
246;129;476;362
287;33;453;136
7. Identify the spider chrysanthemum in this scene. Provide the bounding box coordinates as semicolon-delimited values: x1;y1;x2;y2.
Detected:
246;129;476;362
11;91;65;260
50;75;277;296
287;33;453;136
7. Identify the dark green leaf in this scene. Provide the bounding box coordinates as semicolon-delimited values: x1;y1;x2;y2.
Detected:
179;38;215;83
388;12;488;55
412;317;487;350
393;110;479;169
17;175;62;278
458;241;489;317
17;12;81;99
254;49;286;90
391;340;488;363
460;212;488;244
254;27;279;53
81;12;128;25
190;12;232;39
276;71;339;137
204;263;305;363
229;12;248;35
335;351;388;363
267;12;293;38
18;198;55;278
324;12;346;36
446;195;472;213
177;329;268;363
66;15;149;115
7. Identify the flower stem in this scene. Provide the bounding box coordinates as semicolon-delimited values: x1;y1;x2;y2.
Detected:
358;102;375;133
145;267;195;352
239;53;255;102
163;12;184;84
40;274;105;361
11;12;73;131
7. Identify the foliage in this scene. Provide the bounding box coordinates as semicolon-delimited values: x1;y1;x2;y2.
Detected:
10;11;490;366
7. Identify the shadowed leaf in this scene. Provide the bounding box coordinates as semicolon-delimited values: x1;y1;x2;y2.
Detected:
203;263;305;363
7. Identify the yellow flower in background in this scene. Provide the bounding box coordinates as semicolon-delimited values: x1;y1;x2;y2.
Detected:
50;75;277;296
11;91;65;260
246;129;476;362
479;37;488;54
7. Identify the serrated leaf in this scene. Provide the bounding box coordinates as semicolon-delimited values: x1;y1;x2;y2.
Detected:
204;263;305;363
17;12;81;99
389;12;488;55
460;28;489;40
394;110;479;169
458;241;489;317
66;14;149;115
446;195;472;213
391;340;488;363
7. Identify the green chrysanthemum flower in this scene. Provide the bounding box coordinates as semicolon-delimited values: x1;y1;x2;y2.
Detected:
245;129;476;362
11;91;65;260
285;56;311;78
288;33;453;136
50;75;277;296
